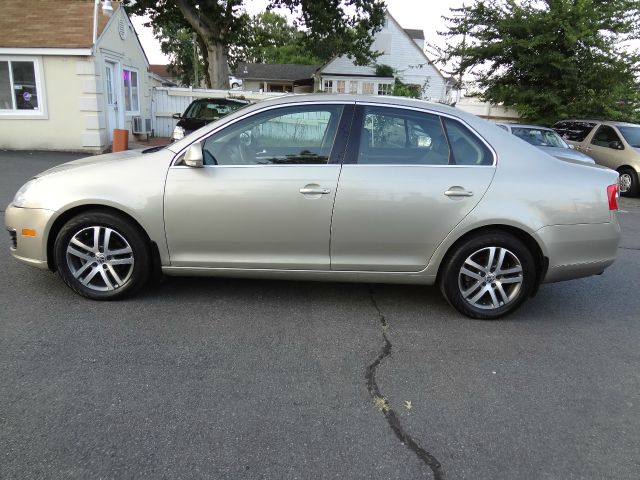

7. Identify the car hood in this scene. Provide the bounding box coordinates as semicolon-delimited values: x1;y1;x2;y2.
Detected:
35;149;145;178
537;146;595;164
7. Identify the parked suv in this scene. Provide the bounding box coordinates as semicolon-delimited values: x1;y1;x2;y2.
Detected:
553;120;640;196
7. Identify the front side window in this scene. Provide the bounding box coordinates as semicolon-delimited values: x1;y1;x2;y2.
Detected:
202;104;344;166
591;125;623;149
0;59;40;111
356;106;450;165
123;68;139;112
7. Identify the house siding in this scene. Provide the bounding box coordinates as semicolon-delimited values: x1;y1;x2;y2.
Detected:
0;56;92;151
319;14;447;101
0;7;150;152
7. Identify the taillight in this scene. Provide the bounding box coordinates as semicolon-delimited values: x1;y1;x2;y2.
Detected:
607;184;619;210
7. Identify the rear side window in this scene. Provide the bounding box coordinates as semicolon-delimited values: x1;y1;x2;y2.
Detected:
442;118;493;165
356;106;450;165
553;121;596;142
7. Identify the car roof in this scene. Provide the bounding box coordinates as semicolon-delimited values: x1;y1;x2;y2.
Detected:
555;119;640;127
506;124;555;130
189;97;249;104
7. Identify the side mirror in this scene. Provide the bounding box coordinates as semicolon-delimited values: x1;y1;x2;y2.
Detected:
184;142;204;168
609;140;624;150
172;113;182;119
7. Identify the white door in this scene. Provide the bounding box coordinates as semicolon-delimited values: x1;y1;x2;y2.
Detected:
104;62;118;141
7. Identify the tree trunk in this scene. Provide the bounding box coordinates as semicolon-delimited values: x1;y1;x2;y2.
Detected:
205;42;229;90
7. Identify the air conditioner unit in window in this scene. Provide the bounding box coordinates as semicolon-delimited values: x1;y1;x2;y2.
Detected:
132;116;152;135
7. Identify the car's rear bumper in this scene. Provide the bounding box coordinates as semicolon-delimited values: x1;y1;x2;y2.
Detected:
5;204;55;270
538;219;621;283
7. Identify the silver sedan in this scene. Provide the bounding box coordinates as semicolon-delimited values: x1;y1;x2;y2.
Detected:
5;95;621;319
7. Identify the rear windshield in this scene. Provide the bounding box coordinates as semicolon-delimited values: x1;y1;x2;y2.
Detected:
184;99;247;120
553;121;596;142
618;126;640;148
512;127;568;148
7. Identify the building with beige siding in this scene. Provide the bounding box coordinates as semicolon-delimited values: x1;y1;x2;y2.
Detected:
0;0;151;152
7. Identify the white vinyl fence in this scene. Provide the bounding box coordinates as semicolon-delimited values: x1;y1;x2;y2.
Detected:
151;87;288;138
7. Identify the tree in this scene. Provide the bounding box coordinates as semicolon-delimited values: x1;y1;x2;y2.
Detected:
232;12;322;65
439;0;640;124
126;0;386;89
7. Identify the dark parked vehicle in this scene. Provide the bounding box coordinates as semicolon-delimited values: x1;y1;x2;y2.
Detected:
172;97;249;141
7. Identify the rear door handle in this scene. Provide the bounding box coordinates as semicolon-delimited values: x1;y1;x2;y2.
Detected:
299;187;331;195
444;189;474;197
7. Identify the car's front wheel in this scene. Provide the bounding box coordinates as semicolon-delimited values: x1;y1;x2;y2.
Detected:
618;167;639;197
54;211;150;300
439;231;537;319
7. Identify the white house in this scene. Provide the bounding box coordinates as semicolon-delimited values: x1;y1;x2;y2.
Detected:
0;0;151;152
316;12;453;102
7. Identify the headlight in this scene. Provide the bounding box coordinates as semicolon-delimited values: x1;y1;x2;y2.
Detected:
12;179;37;207
172;126;185;140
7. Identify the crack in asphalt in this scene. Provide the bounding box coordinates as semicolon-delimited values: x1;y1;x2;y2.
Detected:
365;287;445;480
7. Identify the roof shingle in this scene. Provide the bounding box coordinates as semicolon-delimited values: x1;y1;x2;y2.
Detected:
0;0;120;49
236;62;320;81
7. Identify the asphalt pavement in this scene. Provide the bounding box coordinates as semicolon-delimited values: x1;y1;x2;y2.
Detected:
1;150;639;479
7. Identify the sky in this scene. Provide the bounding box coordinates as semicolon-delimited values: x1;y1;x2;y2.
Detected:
130;0;466;65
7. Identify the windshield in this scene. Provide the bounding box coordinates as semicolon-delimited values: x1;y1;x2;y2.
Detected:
618;126;640;148
183;99;247;120
512;127;569;148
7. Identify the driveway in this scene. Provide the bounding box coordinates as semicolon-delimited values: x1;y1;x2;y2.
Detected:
1;150;639;479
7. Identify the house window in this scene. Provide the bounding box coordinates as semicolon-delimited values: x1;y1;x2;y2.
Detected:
349;81;358;94
377;83;393;96
123;68;139;113
0;59;41;112
362;82;374;95
323;80;333;92
336;80;346;94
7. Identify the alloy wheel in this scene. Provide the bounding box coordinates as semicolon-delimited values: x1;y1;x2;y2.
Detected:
66;226;134;292
458;246;523;310
619;173;632;193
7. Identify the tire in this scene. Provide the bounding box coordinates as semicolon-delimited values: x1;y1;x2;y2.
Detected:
439;231;537;320
618;167;639;197
53;210;150;300
231;82;240;89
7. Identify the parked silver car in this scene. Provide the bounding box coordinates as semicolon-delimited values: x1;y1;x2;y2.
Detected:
496;123;595;164
5;95;621;319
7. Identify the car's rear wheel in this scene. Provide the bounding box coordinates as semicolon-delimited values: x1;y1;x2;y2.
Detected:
439;231;537;319
618;167;639;197
54;211;150;300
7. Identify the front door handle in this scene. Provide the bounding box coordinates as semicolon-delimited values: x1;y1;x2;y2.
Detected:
300;187;331;195
444;189;474;197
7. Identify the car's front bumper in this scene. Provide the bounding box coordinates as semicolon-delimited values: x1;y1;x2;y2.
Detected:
5;204;55;270
539;218;621;283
